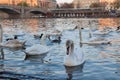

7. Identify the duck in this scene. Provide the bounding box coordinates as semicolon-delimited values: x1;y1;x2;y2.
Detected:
64;40;85;66
6;35;18;41
116;26;120;32
34;33;43;39
48;35;61;44
24;34;50;56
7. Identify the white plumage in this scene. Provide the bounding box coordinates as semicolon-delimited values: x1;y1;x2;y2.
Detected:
64;40;85;66
0;39;24;48
25;44;49;56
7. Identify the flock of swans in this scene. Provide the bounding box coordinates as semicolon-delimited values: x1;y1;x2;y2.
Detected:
0;24;120;68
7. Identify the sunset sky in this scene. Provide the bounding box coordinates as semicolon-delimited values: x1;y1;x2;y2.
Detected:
56;0;73;3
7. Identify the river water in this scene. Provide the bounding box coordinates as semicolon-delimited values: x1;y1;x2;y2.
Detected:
0;18;120;80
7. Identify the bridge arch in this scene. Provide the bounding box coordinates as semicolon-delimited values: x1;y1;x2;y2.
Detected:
0;7;20;14
25;9;46;16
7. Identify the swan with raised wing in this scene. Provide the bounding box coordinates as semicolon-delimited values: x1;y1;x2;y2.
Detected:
64;40;85;66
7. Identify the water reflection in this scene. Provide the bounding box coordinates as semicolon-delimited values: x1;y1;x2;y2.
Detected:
0;48;4;59
99;18;120;30
0;18;120;79
64;63;84;80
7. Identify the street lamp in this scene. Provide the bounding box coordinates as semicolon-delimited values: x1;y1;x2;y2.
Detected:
21;0;24;18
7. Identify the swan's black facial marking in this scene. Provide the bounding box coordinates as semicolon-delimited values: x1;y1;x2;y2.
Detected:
67;46;70;55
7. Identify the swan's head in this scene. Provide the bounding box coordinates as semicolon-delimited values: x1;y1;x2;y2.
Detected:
40;33;43;39
66;40;74;55
14;35;18;39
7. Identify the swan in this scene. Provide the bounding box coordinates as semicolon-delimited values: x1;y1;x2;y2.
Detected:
64;40;85;66
34;33;43;39
25;34;50;56
93;30;110;35
82;38;111;45
0;25;25;48
0;39;25;48
48;35;61;44
77;26;110;45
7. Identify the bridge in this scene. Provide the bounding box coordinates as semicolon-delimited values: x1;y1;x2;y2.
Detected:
48;8;118;18
0;5;47;18
0;5;119;18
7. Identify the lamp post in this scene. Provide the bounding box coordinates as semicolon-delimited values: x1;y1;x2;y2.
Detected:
8;0;10;5
21;0;24;18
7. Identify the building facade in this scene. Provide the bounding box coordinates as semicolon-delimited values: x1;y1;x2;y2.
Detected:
73;0;116;9
73;0;99;8
0;0;57;9
100;0;116;9
38;0;57;9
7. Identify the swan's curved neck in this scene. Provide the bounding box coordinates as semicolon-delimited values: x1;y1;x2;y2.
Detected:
0;25;3;42
40;35;46;45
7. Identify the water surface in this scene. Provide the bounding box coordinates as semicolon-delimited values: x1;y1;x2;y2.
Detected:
0;18;120;80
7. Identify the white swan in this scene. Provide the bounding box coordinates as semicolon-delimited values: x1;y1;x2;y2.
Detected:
78;27;110;45
0;39;25;48
25;44;49;56
25;34;50;56
82;38;111;45
0;25;25;48
64;40;85;66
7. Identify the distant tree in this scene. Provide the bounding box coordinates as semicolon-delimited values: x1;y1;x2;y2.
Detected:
56;4;60;8
17;1;29;7
111;0;120;9
100;2;108;8
60;2;74;8
34;4;40;8
89;3;101;8
90;2;108;8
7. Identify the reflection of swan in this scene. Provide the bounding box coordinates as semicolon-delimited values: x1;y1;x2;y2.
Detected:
0;48;4;59
64;40;85;66
25;34;50;56
65;63;84;80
